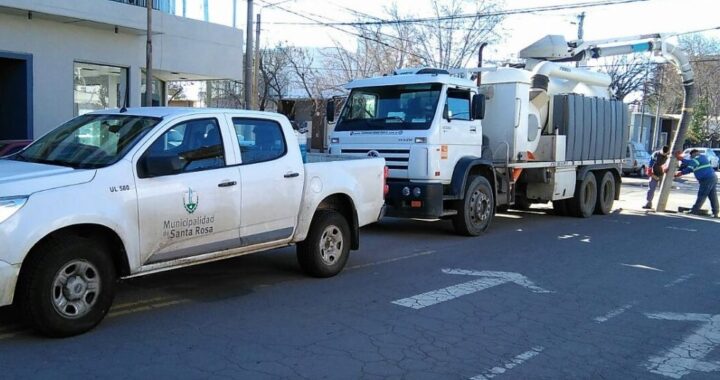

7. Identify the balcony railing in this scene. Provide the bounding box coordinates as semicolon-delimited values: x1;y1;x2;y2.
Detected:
109;0;175;13
109;0;240;28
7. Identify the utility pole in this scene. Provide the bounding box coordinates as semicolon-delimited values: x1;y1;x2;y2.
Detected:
244;0;254;110
252;13;261;110
145;0;153;107
577;12;585;40
575;12;585;67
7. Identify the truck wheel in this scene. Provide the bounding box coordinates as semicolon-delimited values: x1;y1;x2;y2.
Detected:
568;172;597;218
452;176;494;236
594;171;616;215
17;235;116;337
297;210;350;278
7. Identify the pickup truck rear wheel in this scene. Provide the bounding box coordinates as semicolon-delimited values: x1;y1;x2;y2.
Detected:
297;210;350;278
17;235;116;337
452;176;494;236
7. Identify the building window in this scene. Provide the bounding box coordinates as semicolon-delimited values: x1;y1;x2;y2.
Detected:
74;62;129;116
142;71;166;107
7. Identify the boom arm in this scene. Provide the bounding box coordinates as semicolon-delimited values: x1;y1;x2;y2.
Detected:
520;33;695;212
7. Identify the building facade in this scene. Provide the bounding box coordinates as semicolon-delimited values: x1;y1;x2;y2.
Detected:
0;0;244;139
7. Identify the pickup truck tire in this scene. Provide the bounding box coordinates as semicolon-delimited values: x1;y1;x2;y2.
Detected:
594;171;616;215
297;210;350;278
452;176;494;236
17;236;116;337
568;172;597;218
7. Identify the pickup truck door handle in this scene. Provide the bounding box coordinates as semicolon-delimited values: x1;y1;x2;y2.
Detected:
218;180;237;188
284;172;300;178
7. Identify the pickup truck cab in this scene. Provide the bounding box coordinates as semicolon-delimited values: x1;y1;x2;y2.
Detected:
0;108;385;337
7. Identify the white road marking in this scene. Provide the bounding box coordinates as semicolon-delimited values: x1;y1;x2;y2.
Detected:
470;346;545;380
664;274;695;288
666;226;698;232
392;269;552;310
594;302;637;323
620;263;664;272
645;313;720;379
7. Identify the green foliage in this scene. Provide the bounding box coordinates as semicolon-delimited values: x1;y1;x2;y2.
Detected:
687;96;709;145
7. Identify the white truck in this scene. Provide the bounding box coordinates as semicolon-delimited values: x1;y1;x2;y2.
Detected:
0;108;386;336
329;33;690;235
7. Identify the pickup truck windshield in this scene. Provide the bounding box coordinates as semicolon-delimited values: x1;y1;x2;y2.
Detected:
11;114;161;169
335;84;442;131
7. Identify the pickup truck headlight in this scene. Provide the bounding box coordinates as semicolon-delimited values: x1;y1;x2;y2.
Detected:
0;197;27;224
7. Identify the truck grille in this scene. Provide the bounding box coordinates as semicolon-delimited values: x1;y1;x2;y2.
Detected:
341;148;410;171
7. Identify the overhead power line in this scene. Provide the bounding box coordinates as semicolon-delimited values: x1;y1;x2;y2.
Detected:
265;0;650;26
256;0;426;61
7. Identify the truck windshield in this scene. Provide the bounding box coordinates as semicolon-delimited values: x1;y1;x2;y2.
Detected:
335;84;442;131
10;114;161;169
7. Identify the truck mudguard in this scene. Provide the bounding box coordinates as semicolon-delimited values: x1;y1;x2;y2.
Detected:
450;157;497;200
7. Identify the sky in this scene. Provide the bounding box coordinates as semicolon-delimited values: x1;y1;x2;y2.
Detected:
204;0;720;62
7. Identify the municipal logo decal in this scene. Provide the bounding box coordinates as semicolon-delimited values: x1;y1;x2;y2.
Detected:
183;188;199;214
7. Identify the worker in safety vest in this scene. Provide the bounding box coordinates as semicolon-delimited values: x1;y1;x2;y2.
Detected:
675;149;718;218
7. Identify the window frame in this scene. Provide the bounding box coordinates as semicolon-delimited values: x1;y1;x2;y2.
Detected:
73;61;130;116
137;117;227;178
446;88;472;121
231;117;288;166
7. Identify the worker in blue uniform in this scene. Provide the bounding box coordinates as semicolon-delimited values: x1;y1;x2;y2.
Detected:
675;149;718;218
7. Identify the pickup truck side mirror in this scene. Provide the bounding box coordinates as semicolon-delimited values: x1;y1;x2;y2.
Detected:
472;94;486;120
138;154;183;178
326;101;335;123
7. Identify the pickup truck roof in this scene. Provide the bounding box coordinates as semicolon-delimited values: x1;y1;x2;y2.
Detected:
90;107;282;120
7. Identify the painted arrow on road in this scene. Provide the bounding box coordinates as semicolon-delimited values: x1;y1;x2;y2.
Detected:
645;312;720;379
392;269;553;310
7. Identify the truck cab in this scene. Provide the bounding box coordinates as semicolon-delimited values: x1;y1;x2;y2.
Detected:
330;68;494;236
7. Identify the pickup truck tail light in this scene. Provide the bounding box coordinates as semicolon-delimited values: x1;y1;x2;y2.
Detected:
383;166;389;197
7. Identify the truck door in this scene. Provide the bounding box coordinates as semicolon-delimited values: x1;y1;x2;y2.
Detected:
440;87;483;162
134;116;242;265
231;117;304;244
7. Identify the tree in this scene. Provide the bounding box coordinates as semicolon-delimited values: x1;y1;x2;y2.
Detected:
167;82;187;103
599;54;652;101
258;44;292;111
688;96;710;145
386;0;504;69
647;34;720;127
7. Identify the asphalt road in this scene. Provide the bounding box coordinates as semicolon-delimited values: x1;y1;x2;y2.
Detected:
0;180;718;379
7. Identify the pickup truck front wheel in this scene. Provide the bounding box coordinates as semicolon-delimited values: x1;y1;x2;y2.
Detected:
297;210;350;278
17;235;116;337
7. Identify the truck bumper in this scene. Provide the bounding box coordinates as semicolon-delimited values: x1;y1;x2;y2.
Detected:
0;260;19;307
385;182;445;219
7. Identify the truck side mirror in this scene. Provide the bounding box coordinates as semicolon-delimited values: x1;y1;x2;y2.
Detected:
472;94;486;120
326;101;335;123
138;154;183;178
443;103;450;121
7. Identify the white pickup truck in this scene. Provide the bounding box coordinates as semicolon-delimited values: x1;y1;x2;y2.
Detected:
0;108;386;337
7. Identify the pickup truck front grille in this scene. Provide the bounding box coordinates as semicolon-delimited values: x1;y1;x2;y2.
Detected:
341;148;410;171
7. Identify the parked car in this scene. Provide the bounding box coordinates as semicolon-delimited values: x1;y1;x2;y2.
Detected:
0;140;31;156
0;108;387;337
682;147;719;171
622;141;651;177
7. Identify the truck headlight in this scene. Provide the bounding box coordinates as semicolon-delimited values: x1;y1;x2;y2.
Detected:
331;137;340;144
0;197;27;224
